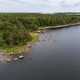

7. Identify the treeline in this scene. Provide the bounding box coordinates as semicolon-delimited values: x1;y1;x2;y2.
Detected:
0;13;80;48
0;13;80;30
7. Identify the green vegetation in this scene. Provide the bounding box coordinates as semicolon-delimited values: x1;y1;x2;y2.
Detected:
1;33;38;55
0;13;80;54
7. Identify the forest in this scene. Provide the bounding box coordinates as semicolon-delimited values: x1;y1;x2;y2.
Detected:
0;13;80;53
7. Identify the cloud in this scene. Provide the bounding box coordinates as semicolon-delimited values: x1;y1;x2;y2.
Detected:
0;0;80;13
60;0;80;12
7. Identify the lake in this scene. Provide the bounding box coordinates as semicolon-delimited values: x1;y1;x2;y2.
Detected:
0;26;80;80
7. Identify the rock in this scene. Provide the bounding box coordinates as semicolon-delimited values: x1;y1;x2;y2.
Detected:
13;58;18;61
36;31;41;33
6;58;11;62
18;55;24;59
27;44;32;48
28;45;32;48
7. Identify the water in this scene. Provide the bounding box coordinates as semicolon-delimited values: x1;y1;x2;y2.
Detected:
0;26;80;80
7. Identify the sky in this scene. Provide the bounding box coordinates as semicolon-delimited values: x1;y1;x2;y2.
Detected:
0;0;80;13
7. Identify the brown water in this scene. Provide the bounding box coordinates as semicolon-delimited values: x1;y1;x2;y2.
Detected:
0;26;80;80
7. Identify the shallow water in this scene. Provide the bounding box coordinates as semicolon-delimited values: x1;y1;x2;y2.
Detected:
0;26;80;80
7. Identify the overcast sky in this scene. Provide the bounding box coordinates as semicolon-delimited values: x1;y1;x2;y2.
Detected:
0;0;80;13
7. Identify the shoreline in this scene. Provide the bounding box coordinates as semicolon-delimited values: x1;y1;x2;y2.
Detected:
0;32;39;63
0;44;32;63
39;23;80;30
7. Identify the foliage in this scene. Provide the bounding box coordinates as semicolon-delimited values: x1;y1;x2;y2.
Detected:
0;13;80;48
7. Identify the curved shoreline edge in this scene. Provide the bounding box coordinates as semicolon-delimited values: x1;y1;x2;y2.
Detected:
0;32;38;63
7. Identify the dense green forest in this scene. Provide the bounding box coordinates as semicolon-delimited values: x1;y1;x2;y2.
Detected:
0;13;80;49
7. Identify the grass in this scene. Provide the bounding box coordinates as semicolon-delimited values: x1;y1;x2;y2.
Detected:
30;32;39;42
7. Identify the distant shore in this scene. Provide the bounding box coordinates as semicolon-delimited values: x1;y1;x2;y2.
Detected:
39;23;80;30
